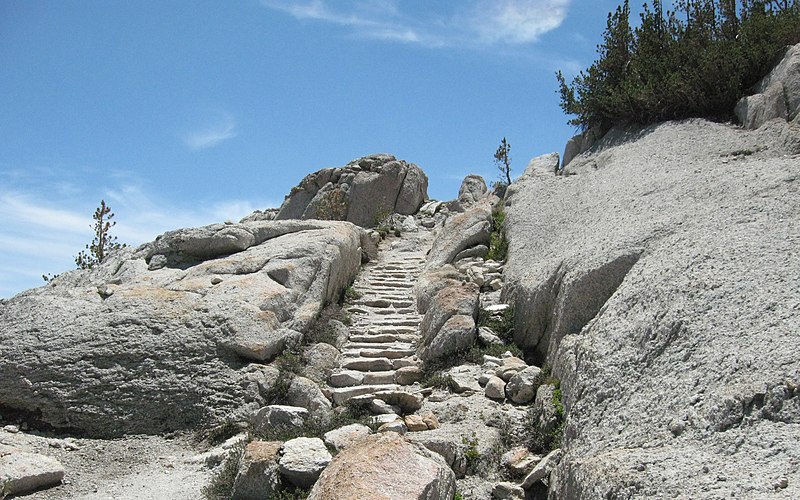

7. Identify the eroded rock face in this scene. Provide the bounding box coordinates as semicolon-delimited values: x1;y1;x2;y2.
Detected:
275;154;429;227
0;220;365;437
308;432;456;500
418;283;479;364
504;119;800;498
736;42;800;129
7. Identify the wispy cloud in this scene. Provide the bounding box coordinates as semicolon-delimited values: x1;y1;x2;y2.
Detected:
261;0;570;48
183;112;237;150
468;0;571;44
0;168;278;298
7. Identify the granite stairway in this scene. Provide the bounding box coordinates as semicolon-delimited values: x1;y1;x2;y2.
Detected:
328;230;434;414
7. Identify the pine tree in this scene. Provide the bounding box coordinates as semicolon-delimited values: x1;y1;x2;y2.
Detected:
74;200;126;270
494;138;512;187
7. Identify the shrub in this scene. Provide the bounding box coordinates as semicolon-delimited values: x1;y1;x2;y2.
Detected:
494;137;512;187
557;0;800;132
75;199;126;270
486;208;509;262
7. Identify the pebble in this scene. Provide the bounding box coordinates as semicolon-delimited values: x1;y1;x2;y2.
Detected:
3;425;19;433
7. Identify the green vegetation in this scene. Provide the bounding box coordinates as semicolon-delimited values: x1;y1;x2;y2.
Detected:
557;0;800;132
75;199;126;270
453;492;463;500
43;199;126;282
344;285;362;301
477;305;515;344
462;432;481;473
486;207;509;262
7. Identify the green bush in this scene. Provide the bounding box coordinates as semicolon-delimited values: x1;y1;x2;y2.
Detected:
486;208;509;262
202;442;244;500
557;0;800;132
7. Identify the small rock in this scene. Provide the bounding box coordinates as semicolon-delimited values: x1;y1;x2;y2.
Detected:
3;425;19;433
378;420;408;435
370;414;402;426
211;276;223;285
501;446;540;476
521;448;562;490
62;438;80;451
505;366;543;404
478;326;503;346
404;415;428;432
485;376;506;400
489;279;503;291
278;437;332;488
669;419;686;437
483;354;503;365
492;481;525;499
774;476;789;490
478;372;493;387
420;410;440;430
370;399;401;415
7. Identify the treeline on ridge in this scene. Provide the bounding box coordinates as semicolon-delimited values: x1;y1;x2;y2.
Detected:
557;0;800;132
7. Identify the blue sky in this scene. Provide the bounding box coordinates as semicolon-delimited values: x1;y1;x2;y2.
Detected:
0;0;625;297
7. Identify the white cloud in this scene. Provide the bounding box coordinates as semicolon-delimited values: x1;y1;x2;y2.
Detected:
0;170;278;299
470;0;570;44
183;113;237;150
261;0;570;48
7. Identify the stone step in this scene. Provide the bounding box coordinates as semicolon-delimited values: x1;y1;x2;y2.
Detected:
352;326;418;336
329;370;400;387
331;384;399;405
344;342;416;350
348;333;418;344
352;298;413;308
341;357;394;372
341;348;416;359
364;319;420;327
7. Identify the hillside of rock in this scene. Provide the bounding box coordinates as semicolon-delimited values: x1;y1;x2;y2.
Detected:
0;220;367;437
503;118;800;498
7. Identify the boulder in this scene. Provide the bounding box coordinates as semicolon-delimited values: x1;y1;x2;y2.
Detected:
278;437;332;488
307;433;456;500
456;174;489;209
425;200;494;269
419;283;479;363
275;154;428;227
736;43;800;129
505;366;543;404
501;446;540;476
0;220;364;437
404;415;428;432
413;265;463;314
252;405;308;434
0;446;64;497
323;423;371;451
302;343;341;384
485;376;506;400
286;376;333;419
420;314;477;363
231;440;282;500
506;118;800;497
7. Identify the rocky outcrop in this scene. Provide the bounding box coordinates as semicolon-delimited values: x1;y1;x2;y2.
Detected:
0;220;366;437
736;42;800;129
275;154;429;227
562;128;601;168
447;174;489;212
425;199;494;269
503;119;800;498
307;433;456;499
